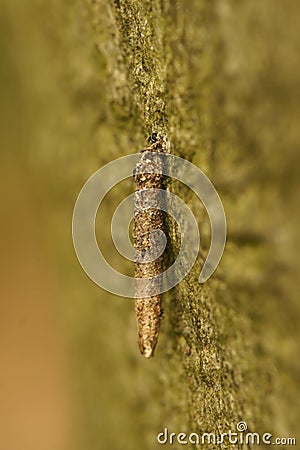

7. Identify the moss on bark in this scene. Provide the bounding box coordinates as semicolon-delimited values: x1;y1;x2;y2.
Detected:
91;1;300;448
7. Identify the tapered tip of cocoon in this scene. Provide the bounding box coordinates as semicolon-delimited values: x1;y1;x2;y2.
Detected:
143;346;154;358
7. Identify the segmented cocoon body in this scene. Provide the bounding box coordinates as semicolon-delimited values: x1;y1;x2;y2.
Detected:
133;137;166;358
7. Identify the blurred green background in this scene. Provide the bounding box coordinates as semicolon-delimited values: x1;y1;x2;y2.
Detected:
0;1;299;450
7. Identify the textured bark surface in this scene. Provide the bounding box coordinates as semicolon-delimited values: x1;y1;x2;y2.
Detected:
1;0;299;449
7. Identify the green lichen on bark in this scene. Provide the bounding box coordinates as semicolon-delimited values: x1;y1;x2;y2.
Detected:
84;0;298;447
90;0;300;448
